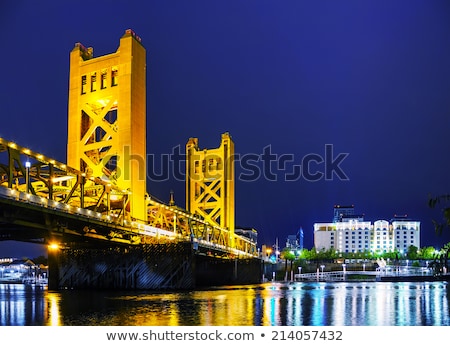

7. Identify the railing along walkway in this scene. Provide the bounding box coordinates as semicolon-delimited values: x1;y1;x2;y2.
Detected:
294;266;433;282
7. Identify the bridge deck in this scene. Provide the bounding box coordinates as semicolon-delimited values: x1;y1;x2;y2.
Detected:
0;185;256;259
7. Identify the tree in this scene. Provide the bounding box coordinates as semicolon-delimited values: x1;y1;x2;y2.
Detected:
429;194;450;235
406;245;419;260
280;248;296;272
32;255;48;266
419;246;436;260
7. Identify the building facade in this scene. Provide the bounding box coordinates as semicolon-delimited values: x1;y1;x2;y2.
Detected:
314;208;420;254
285;227;304;250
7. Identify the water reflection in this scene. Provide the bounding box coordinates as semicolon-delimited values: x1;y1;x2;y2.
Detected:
0;284;47;325
0;282;449;326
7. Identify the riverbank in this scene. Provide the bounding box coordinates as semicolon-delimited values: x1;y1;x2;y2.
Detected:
379;274;450;282
0;277;48;285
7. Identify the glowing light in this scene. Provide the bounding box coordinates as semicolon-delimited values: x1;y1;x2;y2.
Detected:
52;176;75;183
48;243;59;251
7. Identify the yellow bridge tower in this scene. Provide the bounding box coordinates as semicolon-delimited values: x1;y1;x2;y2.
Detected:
67;29;147;222
186;133;235;247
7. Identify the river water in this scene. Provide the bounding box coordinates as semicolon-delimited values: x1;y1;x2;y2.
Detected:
1;281;449;326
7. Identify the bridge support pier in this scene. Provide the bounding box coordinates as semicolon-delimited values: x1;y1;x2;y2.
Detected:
51;243;195;290
47;247;61;290
48;243;263;290
195;256;263;287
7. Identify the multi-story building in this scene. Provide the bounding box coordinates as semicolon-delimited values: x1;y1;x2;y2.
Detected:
314;207;420;254
285;227;304;250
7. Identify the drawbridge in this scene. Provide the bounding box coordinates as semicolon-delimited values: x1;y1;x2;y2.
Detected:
0;29;261;289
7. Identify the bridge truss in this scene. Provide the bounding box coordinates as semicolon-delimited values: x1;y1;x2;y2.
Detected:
0;137;257;258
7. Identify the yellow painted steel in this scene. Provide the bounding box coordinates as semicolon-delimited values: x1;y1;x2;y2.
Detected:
186;133;235;247
67;29;147;222
0;25;259;256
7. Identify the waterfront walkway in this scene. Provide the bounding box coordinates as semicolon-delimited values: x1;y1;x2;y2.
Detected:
294;266;435;282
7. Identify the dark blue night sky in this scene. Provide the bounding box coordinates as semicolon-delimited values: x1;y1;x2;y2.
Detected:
1;1;450;258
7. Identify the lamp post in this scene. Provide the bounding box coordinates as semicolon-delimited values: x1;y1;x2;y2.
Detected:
25;161;31;193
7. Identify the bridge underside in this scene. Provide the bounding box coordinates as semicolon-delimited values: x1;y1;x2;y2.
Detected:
50;243;263;290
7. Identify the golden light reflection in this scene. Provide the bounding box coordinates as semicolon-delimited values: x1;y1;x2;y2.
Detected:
47;292;62;326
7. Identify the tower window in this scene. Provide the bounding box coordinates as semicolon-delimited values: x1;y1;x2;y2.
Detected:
112;67;118;86
101;69;107;89
81;75;87;94
91;72;97;92
194;161;199;174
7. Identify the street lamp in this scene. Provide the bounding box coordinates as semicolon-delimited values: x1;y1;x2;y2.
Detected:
25;161;31;193
48;243;59;251
298;266;302;275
